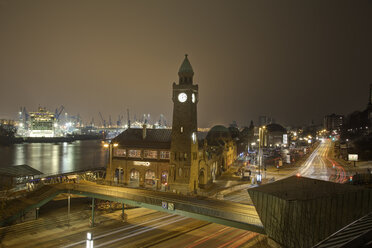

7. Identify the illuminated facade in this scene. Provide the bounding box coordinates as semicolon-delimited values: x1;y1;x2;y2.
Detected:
169;54;199;193
323;113;344;132
29;107;56;137
107;56;237;193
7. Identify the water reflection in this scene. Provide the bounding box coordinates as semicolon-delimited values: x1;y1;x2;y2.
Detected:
0;140;108;175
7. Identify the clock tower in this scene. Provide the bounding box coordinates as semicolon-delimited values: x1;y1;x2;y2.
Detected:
170;55;199;193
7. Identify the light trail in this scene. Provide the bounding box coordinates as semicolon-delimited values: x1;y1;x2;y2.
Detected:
229;232;259;248
217;232;258;248
63;213;177;248
297;139;349;183
298;143;321;177
185;226;231;248
94;215;188;247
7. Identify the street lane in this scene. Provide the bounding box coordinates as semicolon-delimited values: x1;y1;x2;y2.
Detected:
0;205;266;248
223;140;348;207
299;139;348;182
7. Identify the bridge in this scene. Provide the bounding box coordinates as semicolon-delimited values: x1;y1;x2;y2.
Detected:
2;177;371;247
0;181;265;234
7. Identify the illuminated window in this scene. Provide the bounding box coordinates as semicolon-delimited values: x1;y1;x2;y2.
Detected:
114;148;126;157
160;151;170;159
130;169;139;180
191;132;197;144
145;170;156;185
128;149;141;158
161;171;168;184
144;150;158;159
180;126;183;133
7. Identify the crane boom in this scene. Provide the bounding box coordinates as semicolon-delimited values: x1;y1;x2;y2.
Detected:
99;112;106;128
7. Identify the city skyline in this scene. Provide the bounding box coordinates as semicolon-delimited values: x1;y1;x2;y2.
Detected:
0;0;371;127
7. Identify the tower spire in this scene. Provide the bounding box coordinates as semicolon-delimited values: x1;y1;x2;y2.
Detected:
178;54;194;84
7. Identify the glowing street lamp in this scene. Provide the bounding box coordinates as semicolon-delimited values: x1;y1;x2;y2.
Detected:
257;126;266;183
103;142;118;183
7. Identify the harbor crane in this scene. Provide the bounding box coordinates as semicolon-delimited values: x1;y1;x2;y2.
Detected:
99;112;106;128
54;105;64;121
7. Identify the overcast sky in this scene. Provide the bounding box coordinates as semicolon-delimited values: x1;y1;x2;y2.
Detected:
0;0;371;127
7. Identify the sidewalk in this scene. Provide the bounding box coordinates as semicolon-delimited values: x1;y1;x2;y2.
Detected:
329;142;372;176
334;158;372;174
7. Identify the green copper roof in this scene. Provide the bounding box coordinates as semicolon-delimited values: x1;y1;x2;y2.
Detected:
178;54;194;74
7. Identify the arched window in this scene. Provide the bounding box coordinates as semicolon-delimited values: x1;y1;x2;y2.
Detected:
161;171;168;184
198;170;205;186
145;170;155;185
130;169;139;181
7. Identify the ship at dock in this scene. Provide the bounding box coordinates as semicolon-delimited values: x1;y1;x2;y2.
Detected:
15;106;102;143
1;107;172;144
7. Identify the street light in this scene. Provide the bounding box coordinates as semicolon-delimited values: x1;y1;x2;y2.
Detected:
258;126;266;183
103;142;118;183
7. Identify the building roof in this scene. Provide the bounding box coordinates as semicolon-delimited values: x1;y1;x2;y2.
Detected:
249;176;363;201
266;123;287;133
206;125;232;146
209;125;230;133
0;164;43;177
178;54;194;75
113;128;172;149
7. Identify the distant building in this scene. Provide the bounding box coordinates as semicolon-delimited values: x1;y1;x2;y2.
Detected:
258;116;274;126
323;114;344;132
240;121;255;151
266;123;287;147
342;84;372;137
107;55;236;193
0;119;15;126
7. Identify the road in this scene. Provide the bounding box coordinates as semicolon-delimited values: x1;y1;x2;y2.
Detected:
298;139;348;183
223;139;349;205
0;206;267;248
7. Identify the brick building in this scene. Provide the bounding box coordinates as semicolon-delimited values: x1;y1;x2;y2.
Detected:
106;55;236;193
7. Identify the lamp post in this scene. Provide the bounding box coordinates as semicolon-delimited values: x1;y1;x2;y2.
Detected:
258;126;266;183
103;142;118;183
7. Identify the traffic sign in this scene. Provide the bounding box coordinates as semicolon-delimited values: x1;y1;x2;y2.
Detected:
168;203;174;211
348;154;358;161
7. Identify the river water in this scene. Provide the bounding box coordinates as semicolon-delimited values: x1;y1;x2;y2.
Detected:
0;140;108;176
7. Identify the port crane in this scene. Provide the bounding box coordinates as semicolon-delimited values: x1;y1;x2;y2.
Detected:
54;106;64;121
99;112;106;128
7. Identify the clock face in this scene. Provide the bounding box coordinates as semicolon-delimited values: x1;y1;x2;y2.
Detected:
178;93;187;102
192;93;196;103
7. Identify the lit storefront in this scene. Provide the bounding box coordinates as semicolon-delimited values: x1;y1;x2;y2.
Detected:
109;128;171;190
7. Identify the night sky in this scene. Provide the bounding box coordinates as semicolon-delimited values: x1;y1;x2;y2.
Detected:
0;0;371;128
